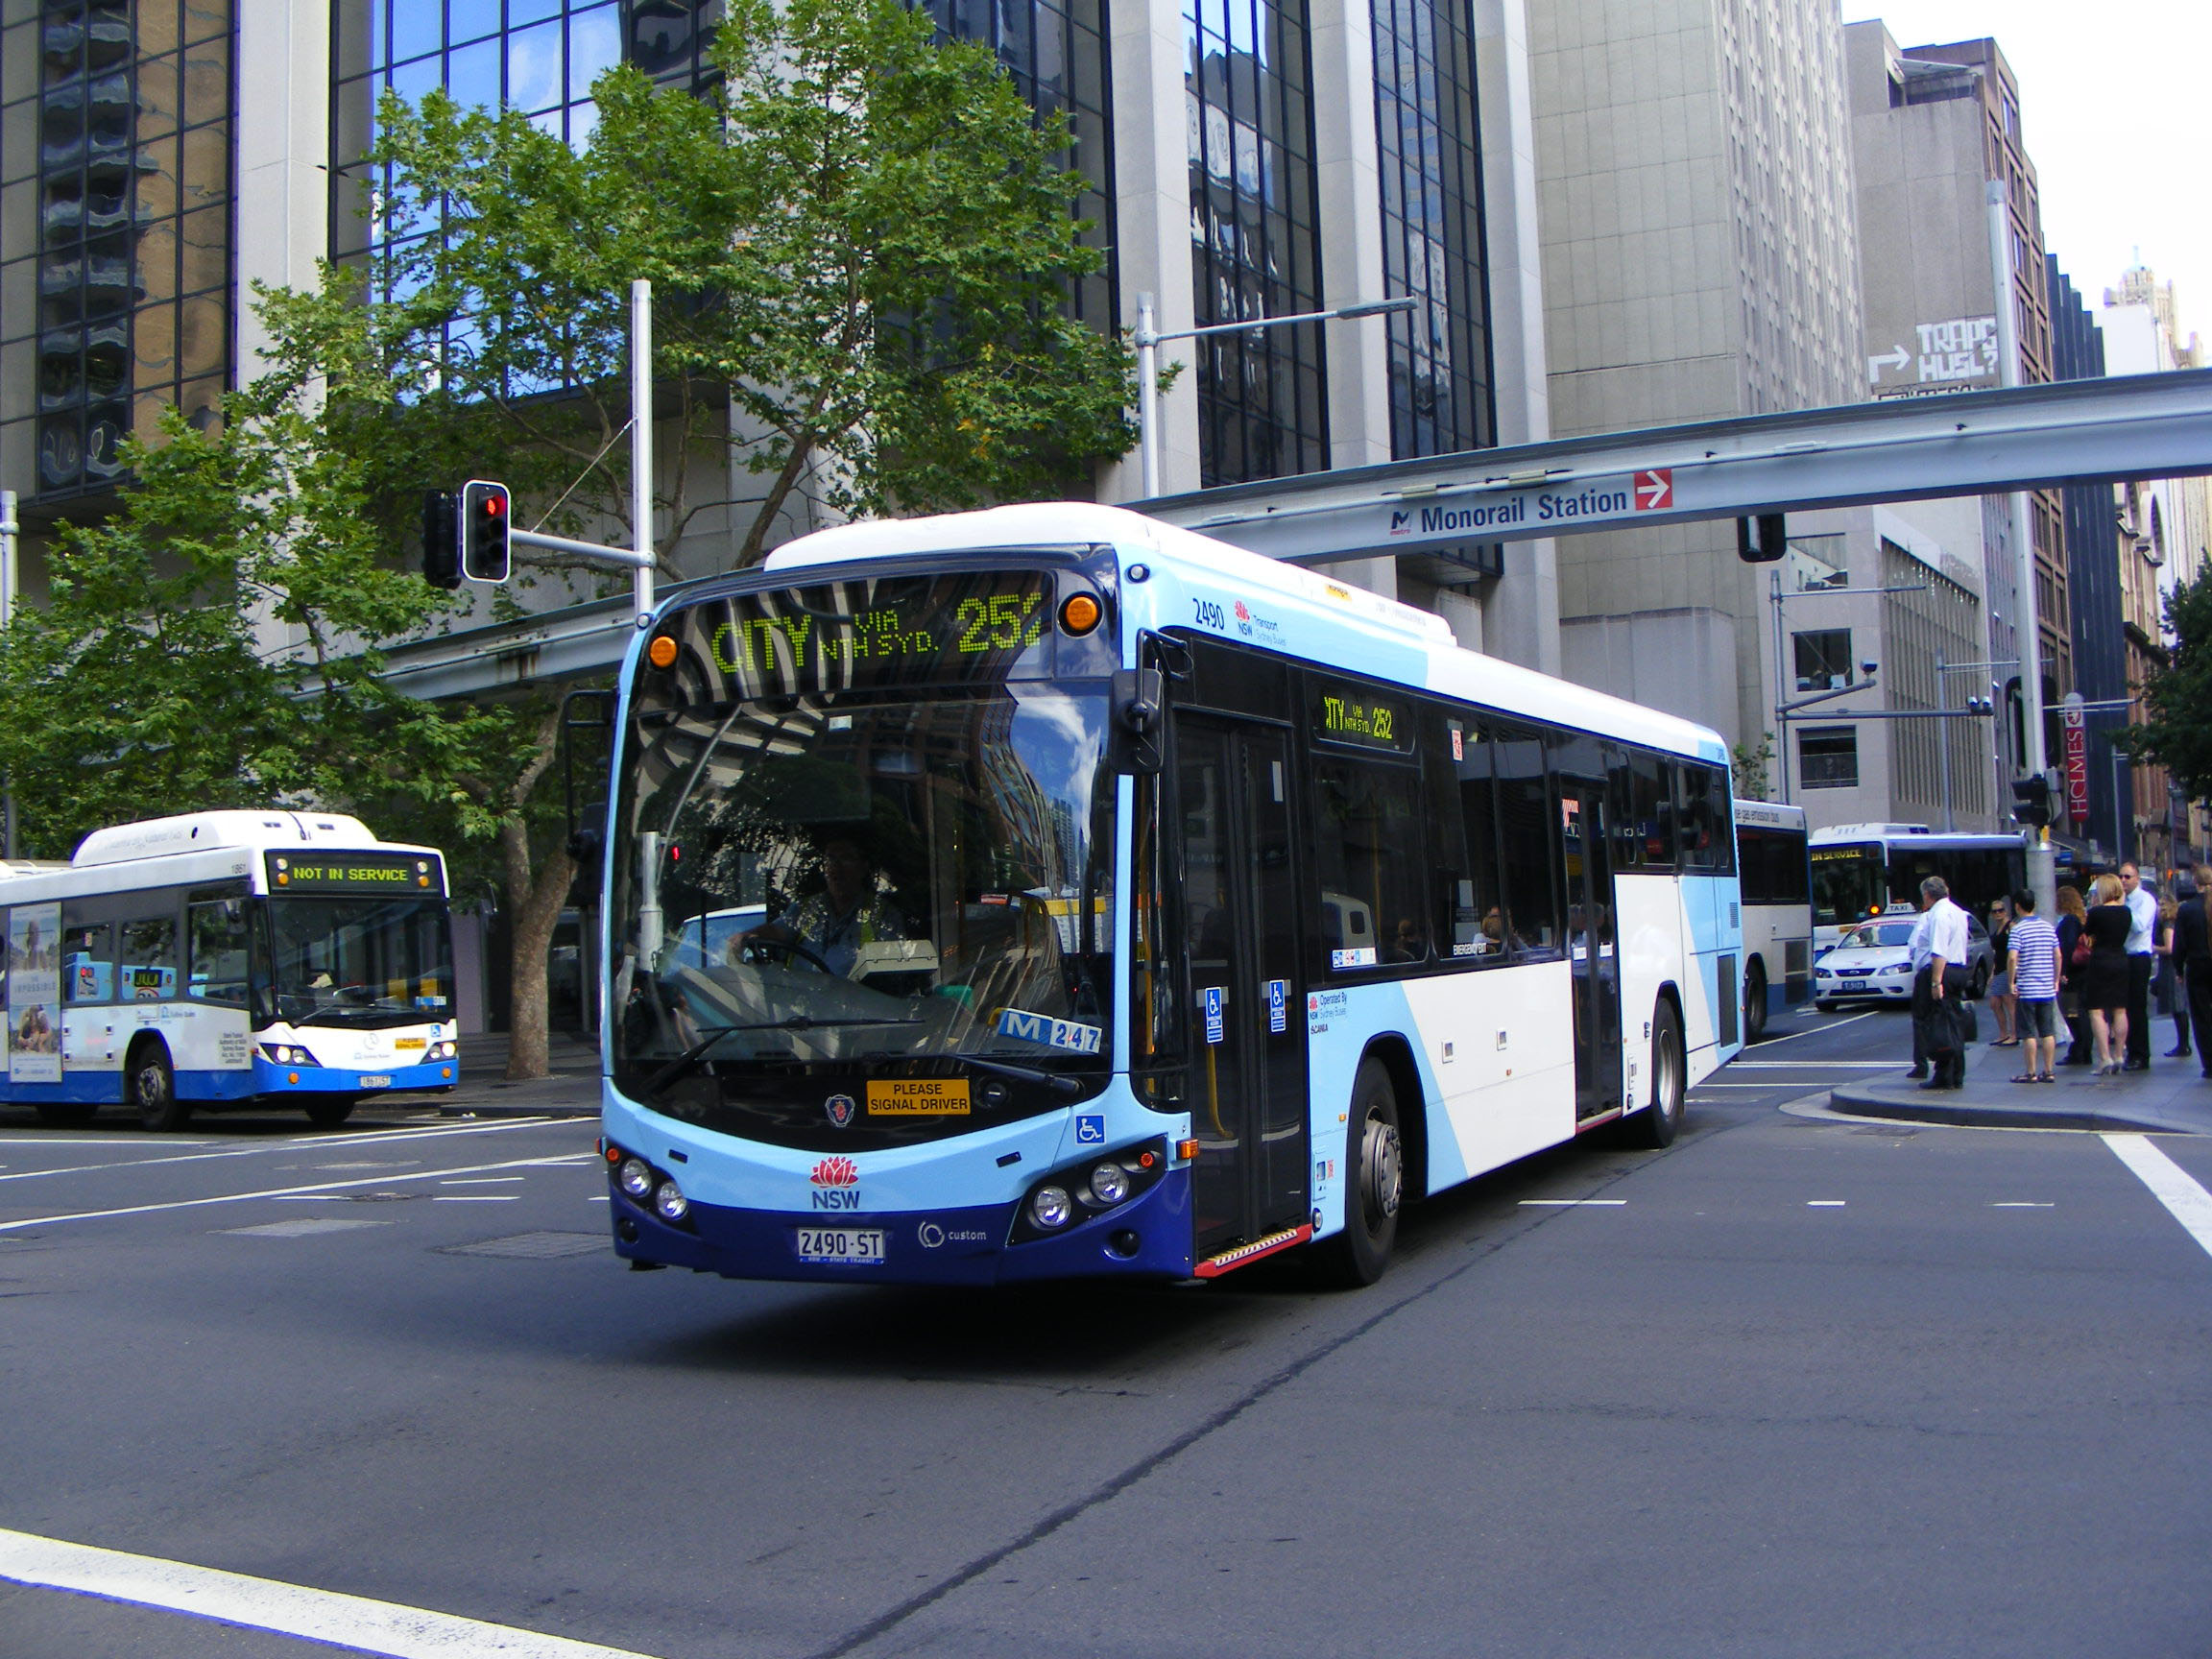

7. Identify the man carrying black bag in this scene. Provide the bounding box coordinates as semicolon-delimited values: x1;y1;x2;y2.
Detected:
1912;876;1973;1091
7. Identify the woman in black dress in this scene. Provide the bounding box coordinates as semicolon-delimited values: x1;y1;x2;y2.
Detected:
2082;873;2135;1074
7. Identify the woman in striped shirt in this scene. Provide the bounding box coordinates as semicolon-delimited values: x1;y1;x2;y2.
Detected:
2008;887;2061;1084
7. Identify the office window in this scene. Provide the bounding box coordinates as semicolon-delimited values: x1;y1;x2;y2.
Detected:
1183;0;1327;485
1798;726;1859;790
1;0;236;502
1369;0;1493;459
1792;629;1853;691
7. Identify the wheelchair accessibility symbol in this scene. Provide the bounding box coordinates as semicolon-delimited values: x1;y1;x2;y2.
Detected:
1075;1113;1106;1145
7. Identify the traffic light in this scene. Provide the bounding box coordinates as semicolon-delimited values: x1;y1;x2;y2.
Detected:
2009;773;2053;828
421;488;459;589
460;479;511;583
1736;513;1787;563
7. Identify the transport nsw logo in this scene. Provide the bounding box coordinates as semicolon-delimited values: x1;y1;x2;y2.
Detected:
810;1156;861;1210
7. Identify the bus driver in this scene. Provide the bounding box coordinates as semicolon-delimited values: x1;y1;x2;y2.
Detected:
734;837;906;979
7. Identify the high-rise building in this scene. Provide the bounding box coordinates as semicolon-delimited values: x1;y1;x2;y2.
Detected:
1528;0;1863;748
0;0;1568;667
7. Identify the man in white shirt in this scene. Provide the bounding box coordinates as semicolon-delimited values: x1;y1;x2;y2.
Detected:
1916;876;1973;1090
1905;902;1936;1080
2121;863;2158;1070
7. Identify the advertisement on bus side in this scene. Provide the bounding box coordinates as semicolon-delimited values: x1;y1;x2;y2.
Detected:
8;902;62;1083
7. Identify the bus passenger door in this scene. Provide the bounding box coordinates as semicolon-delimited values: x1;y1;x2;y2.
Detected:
1561;781;1623;1119
1175;715;1309;1259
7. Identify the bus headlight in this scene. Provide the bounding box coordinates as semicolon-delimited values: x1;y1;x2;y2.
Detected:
261;1044;322;1068
653;1180;689;1222
617;1158;656;1200
1088;1162;1131;1206
1030;1186;1073;1229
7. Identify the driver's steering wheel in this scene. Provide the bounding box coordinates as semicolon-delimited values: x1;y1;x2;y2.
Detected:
738;934;841;977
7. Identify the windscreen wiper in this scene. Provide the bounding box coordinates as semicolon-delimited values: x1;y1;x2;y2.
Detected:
960;1054;1083;1097
639;1017;923;1097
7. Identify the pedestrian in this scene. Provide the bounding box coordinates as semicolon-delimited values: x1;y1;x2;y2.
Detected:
2083;873;2135;1075
1986;896;2016;1046
2056;883;2091;1066
2157;879;2193;1059
2121;862;2157;1069
2179;867;2212;1082
1905;895;1936;1080
1912;876;1973;1091
2007;887;2060;1084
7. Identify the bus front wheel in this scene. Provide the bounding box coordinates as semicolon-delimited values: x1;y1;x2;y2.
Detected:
1626;1001;1685;1148
1313;1059;1403;1288
131;1041;189;1133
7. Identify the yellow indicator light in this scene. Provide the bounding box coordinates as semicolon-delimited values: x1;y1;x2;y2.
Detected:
1059;593;1102;637
647;634;680;669
1176;1138;1200;1161
441;1067;452;1079
286;1071;300;1085
275;872;288;885
419;876;430;887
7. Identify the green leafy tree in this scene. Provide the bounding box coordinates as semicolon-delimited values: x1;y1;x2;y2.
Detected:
2;0;1136;1081
2125;565;2212;805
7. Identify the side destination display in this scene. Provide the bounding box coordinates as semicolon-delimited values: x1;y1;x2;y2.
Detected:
267;852;446;896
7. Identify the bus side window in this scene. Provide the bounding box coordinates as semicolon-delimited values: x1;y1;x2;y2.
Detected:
1429;713;1506;960
1311;755;1427;971
1676;764;1735;874
1494;724;1561;950
1132;770;1184;1085
62;923;115;1004
121;917;179;1001
188;902;252;1007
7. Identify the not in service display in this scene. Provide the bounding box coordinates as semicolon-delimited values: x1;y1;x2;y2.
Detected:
265;852;446;897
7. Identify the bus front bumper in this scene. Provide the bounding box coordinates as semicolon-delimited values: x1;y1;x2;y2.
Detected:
608;1166;1195;1286
252;1057;459;1097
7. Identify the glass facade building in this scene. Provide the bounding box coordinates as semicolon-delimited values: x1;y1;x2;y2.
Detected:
1370;0;1492;459
1183;0;1326;487
1;0;235;502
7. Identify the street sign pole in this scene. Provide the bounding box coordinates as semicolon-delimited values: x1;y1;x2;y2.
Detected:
631;278;655;625
0;488;14;858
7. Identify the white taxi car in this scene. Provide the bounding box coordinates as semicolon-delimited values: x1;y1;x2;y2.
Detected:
1814;915;1994;1010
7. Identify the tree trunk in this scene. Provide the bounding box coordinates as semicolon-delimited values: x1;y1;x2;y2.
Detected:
502;819;575;1082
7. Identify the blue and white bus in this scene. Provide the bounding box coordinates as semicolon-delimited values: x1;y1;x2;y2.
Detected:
1733;800;1812;1042
1;812;459;1130
596;504;1743;1286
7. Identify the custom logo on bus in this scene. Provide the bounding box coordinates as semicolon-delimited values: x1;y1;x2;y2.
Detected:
810;1155;861;1210
824;1093;857;1129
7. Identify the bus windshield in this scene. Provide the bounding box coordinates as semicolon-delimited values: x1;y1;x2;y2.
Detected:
265;897;455;1027
611;679;1116;1132
1810;843;1880;928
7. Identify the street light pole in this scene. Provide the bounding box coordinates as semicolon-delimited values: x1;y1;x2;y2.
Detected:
631;278;655;625
0;488;14;859
1128;294;1418;499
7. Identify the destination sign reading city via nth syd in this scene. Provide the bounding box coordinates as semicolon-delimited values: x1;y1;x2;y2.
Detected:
664;572;1054;698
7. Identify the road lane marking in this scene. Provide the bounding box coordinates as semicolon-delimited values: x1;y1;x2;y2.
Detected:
434;1195;520;1202
1745;1011;1877;1046
1807;1200;1846;1207
1519;1198;1626;1206
1728;1061;1902;1070
2102;1135;2212;1260
1691;1083;1794;1089
440;1176;524;1185
0;1155;592;1234
0;1525;661;1659
1990;1201;2056;1208
0;1118;563;1188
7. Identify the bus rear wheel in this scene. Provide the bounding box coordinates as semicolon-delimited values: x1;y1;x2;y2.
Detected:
303;1097;356;1129
1313;1059;1403;1288
1625;1001;1685;1148
1743;959;1768;1043
131;1041;190;1133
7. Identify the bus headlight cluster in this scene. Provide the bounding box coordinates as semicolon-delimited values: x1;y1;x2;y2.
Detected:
604;1141;697;1232
261;1043;322;1068
1012;1138;1167;1244
426;1041;457;1061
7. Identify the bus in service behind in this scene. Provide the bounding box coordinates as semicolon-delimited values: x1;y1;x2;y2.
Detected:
1;811;459;1129
1807;824;2028;947
1733;800;1811;1041
593;502;1744;1289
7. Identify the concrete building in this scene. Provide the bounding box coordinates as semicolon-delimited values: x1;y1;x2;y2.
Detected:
1528;0;1863;751
1843;23;2071;792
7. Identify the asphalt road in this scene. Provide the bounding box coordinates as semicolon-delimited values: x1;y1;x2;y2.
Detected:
4;1004;2210;1659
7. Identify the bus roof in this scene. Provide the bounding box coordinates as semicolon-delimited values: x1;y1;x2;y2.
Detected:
1734;800;1807;830
68;811;421;868
759;504;1726;764
1809;825;2027;849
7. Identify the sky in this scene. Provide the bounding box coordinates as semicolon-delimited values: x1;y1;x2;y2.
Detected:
1839;1;2212;346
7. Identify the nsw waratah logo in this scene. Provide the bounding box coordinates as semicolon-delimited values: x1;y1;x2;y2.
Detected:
810;1156;857;1187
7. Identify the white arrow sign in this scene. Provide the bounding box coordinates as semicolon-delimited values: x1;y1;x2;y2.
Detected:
1866;345;1910;382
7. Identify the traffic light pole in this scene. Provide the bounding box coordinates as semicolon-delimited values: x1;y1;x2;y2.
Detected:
0;488;14;858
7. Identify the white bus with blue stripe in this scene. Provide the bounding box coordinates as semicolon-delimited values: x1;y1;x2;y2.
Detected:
1733;799;1812;1041
598;504;1743;1286
1;811;459;1130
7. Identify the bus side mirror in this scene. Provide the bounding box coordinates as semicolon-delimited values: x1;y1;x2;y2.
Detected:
1114;667;1165;775
565;824;605;891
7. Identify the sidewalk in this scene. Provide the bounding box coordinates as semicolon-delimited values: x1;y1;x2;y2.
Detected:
442;1029;603;1118
1831;1043;2212;1135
